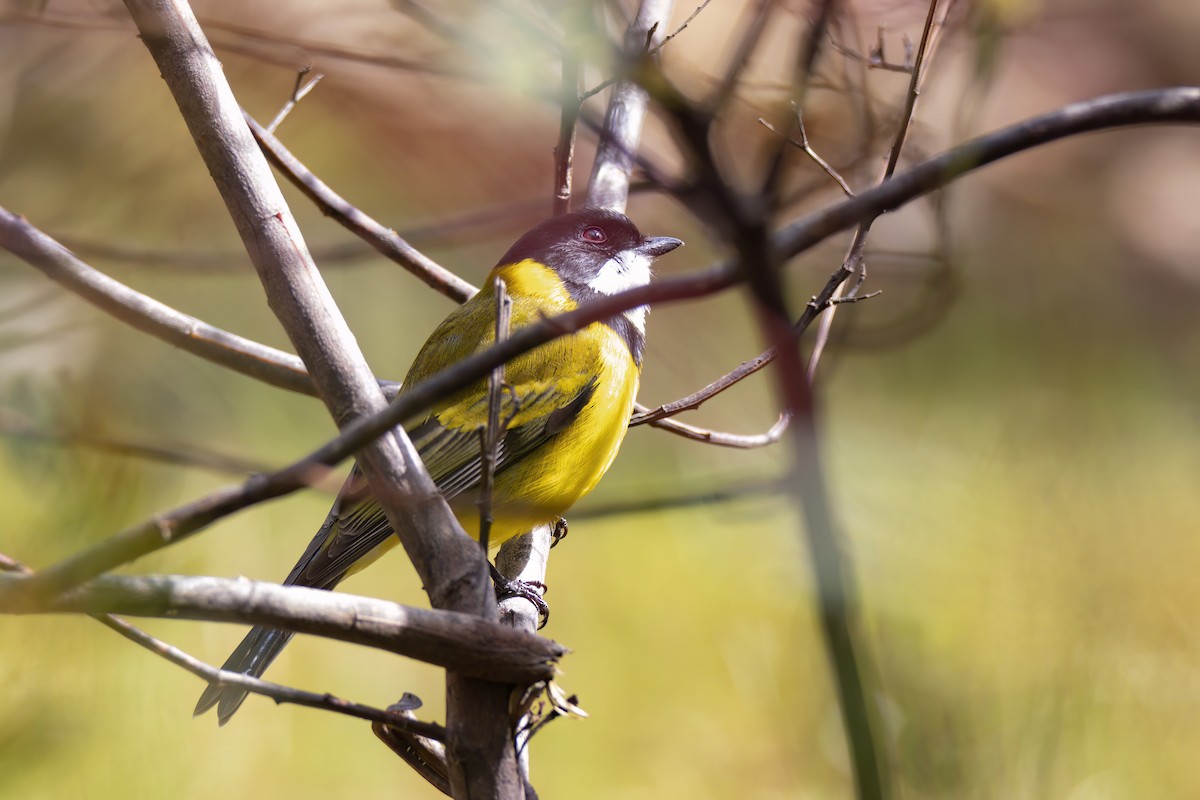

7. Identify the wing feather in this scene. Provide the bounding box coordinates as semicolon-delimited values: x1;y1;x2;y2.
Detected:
286;375;598;589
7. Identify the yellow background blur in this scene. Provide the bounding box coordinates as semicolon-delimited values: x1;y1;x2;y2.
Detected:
4;0;1200;797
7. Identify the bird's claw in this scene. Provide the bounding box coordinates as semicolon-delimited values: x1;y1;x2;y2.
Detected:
491;566;550;629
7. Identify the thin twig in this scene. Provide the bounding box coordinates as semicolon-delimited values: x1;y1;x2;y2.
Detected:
658;0;713;48
761;0;838;195
552;28;581;217
641;410;789;448
552;3;580;215
244;112;477;303
59;235;376;272
104;614;445;738
572;475;782;519
828;31;915;73
203;16;475;81
0;554;448;739
808;0;947;382
757;114;855;197
266;66;324;133
477;278;511;555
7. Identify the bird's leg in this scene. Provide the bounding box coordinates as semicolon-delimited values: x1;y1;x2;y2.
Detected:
490;562;550;628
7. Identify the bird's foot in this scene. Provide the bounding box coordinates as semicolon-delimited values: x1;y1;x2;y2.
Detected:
490;563;550;629
550;517;568;548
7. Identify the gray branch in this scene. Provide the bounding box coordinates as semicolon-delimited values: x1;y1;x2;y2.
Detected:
0;207;312;394
586;0;676;210
5;573;562;684
121;0;484;611
120;1;517;795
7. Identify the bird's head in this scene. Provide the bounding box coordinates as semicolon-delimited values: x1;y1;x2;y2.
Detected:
496;208;684;305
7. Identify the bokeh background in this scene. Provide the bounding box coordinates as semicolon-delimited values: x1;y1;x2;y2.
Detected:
4;0;1200;797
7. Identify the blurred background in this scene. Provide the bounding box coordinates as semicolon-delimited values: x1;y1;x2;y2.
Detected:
3;0;1200;797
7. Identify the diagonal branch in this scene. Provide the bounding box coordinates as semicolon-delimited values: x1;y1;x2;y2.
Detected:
124;0;484;611
245;112;477;303
627;86;1200;435
0;207;313;395
117;5;514;796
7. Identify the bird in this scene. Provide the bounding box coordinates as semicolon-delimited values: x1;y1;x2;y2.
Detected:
194;207;683;724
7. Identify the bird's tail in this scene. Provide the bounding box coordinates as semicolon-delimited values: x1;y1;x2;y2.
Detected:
193;624;295;725
193;465;380;725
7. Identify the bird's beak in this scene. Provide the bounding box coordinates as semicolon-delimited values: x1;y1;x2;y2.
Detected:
638;236;684;258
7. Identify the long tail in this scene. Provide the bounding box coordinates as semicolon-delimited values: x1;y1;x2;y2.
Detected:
192;479;369;725
193;625;296;724
195;461;407;725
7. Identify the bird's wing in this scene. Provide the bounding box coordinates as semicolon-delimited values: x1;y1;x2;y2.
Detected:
285;374;598;590
412;373;598;497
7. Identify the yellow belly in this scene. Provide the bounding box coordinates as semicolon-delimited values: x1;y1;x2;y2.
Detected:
403;259;643;547
450;326;640;545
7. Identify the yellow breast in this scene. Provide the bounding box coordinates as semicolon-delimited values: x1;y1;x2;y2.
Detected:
409;259;642;546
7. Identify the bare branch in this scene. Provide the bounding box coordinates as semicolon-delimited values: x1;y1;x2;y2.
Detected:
0;262;724;608
0;207;313;395
203;16;473;81
631;340;782;425
58;235;376;273
0;555;447;739
552;17;582;217
641;410;789;448
586;0;677;210
4;573;562;684
778;88;1200;255
757;113;855;197
266;66;324;133
571;475;781;520
123;0;489;607
6;88;1196;474
634;86;1200;439
244;112;477;304
828;30;916;73
116;7;515;793
760;0;839;194
809;0;948;381
658;0;714;49
108;614;446;739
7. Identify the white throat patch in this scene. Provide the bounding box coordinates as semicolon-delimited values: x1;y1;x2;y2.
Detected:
587;250;652;334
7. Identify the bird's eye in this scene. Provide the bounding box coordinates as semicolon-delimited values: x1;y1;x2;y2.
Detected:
581;226;608;244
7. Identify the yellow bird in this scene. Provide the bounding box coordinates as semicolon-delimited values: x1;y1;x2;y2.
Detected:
196;208;682;723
